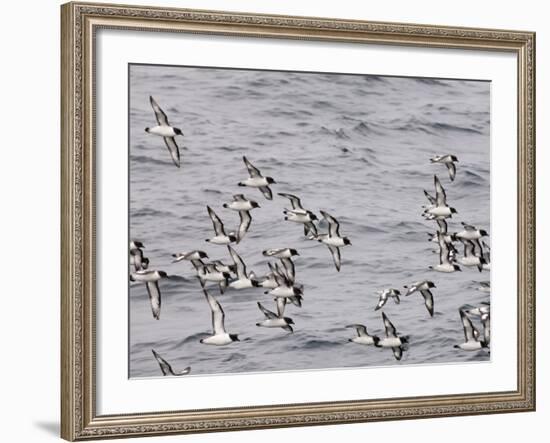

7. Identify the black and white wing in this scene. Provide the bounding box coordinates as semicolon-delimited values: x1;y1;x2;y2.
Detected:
327;245;341;272
163;136;180;168
346;324;368;337
277;193;304;211
382;312;397;338
204;290;226;335
227;245;247;280
472;239;484;258
146;280;162;320
271;263;292;287
275;297;287;317
263;249;283;257
423;189;436;206
459;309;476;342
280;257;296;283
151;349;190;376
463;240;476;258
151;349;172;376
482;315;491;344
404;283;419;296
286;295;303;308
149;95;169;126
237;210;252;243
259;186;273;200
374;293;387;311
282;324;294;333
392;346;403;361
257;301;278;319
243;156;262;178
446;162;457;181
130;248;143;271
304;221;318;237
233;194;247;202
266;262;279;276
320;210;341;237
437;232;451;265
461;222;477;231
472;323;481;341
436;218;448;234
434;175;447;206
207;206;226;236
420;289;434;317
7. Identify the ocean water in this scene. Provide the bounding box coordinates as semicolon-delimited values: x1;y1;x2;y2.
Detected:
128;64;490;378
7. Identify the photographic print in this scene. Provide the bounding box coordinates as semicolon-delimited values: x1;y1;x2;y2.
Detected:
128;64;491;378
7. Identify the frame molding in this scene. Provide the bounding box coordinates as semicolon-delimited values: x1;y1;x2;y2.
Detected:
61;2;535;440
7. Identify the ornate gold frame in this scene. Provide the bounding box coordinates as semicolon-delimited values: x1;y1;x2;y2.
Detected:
61;2;536;440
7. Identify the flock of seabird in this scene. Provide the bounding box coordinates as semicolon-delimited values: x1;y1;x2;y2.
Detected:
131;95;491;376
347;155;491;359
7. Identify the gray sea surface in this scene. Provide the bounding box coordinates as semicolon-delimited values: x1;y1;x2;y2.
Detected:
129;64;490;378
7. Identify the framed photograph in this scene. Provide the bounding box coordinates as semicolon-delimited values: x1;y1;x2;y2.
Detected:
61;2;536;440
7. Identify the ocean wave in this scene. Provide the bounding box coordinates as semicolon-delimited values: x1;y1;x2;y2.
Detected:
166;274;190;283
428;122;484;135
353;121;383;137
392;123;436;135
363;75;387;83
222;352;248;362
392;220;429;231
131;154;172;167
176;332;210;346
354;224;387;234
132;207;174;218
414;78;451;87
287;338;343;351
203;188;224;195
